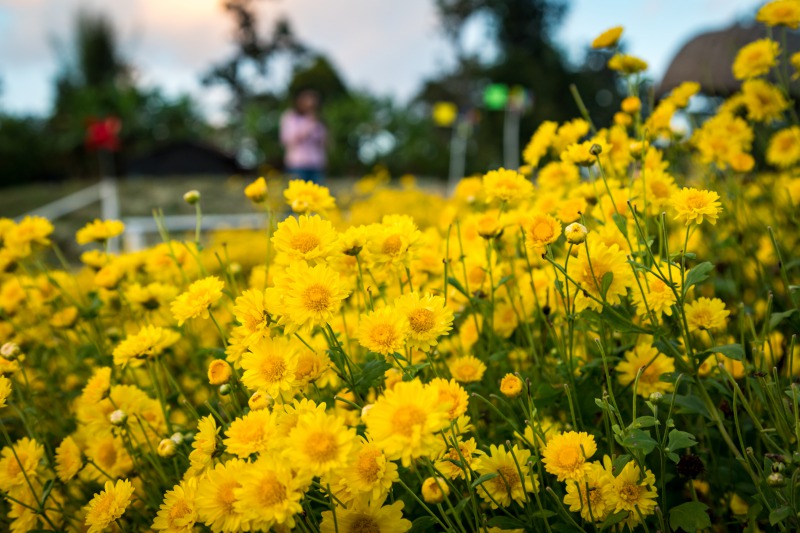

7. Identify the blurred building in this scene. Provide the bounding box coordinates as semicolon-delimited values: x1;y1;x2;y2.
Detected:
126;140;250;176
659;23;800;97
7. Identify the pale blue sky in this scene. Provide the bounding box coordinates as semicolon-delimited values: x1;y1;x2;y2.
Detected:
0;0;762;120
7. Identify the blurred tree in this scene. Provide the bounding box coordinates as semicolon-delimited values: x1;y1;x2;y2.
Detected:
46;10;209;180
419;0;619;172
203;0;307;115
288;55;348;103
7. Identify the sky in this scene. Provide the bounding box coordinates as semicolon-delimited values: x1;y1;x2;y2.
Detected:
0;0;763;121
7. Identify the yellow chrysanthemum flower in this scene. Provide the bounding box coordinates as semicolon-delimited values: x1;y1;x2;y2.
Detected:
393;292;453;352
732;39;780;80
767;126;800;168
272;261;351;334
76;219;125;245
670;187;722;226
152;478;197;532
84;479;135;533
564;457;615;522
365;214;423;267
757;0;800;29
55;436;83;482
608;54;648;74
240;335;301;396
568;240;635;312
112;325;180;367
244;176;268;203
524;213;562;250
284;179;336;214
272;214;339;264
475;444;539;508
616;344;675;397
357;306;409;355
285;410;356;475
542;431;597;482
195;459;249;532
0;375;11;409
233;456;308;531
435;437;482;480
320;500;411;533
0;438;44;492
522;120;558;167
448;355;487;383
342;438;399;501
482;168;534;204
428;377;469;420
603;460;658;523
188;415;219;474
591;26;623;49
741;79;789;122
685;297;730;331
223;408;279;458
171;276;225;326
363;379;450;466
500;373;524;398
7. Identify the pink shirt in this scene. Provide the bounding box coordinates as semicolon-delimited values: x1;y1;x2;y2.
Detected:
280;111;327;169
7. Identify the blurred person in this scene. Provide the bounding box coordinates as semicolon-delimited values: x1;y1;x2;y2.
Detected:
280;89;327;184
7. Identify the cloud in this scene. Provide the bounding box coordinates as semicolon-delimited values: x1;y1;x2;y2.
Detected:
0;0;455;115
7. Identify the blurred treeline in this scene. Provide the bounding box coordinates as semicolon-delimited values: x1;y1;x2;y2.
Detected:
0;0;621;187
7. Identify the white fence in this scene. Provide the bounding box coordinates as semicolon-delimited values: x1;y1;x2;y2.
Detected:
21;178;265;253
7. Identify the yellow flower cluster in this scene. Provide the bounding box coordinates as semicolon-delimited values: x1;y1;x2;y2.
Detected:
0;13;799;533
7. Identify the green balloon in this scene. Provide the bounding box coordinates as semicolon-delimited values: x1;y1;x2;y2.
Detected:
483;83;509;110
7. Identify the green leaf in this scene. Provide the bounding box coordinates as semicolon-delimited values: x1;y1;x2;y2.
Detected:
409;517;438;533
669;501;711;531
671;394;712;420
769;506;792;526
632;416;658;429
700;344;744;361
487;516;527;528
470;472;499;488
769;309;798;331
447;276;469;297
612;454;632;473
39;478;55;506
683;262;714;296
354;358;392;395
667;430;697;455
494;274;514;290
612;212;628;237
621;429;658;455
599;511;629;530
600;272;614;299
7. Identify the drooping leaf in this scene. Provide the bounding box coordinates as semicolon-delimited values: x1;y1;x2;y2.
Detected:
683;262;714;296
669;502;711;531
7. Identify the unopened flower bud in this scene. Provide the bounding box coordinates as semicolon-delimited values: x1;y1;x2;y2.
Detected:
169;432;184;445
421;476;449;504
248;390;274;410
649;392;664;403
219;383;232;396
109;409;127;426
244;177;268;203
208;360;232;385
1;343;20;360
158;438;177;458
183;190;201;205
768;472;786;487
500;374;523;398
589;143;603;156
564;223;588;244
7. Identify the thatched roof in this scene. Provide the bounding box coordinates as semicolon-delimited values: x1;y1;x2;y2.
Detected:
658;23;800;97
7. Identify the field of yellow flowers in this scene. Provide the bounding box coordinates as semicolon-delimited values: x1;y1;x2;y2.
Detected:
2;6;800;533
